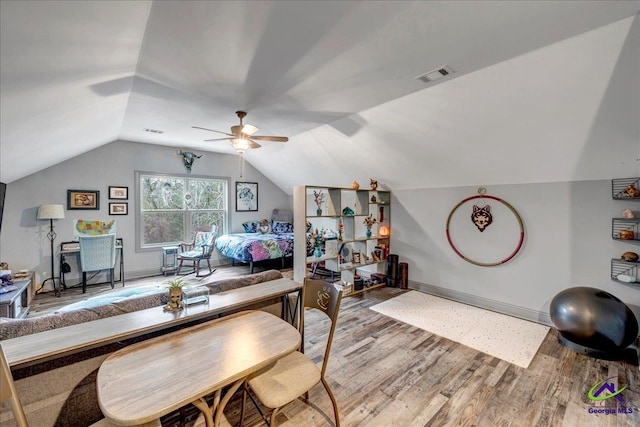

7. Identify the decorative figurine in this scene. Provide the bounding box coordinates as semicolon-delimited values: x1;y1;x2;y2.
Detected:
350;181;360;190
370;179;378;190
621;251;639;262
370;195;377;203
623;184;640;198
623;209;635;219
164;279;185;312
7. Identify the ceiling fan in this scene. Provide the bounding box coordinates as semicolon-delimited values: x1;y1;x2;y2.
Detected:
192;111;289;154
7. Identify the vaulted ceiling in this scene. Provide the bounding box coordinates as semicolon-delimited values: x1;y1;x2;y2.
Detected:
1;1;639;191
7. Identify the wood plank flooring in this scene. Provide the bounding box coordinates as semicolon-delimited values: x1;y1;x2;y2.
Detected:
216;287;639;427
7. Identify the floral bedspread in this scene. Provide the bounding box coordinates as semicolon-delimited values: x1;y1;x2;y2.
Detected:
215;232;294;263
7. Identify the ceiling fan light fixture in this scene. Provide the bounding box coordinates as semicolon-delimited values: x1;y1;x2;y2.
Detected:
232;138;250;154
241;124;259;136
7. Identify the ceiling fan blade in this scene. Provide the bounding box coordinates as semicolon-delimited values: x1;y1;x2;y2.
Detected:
192;126;234;137
204;137;234;142
248;139;262;149
230;125;242;136
251;135;288;142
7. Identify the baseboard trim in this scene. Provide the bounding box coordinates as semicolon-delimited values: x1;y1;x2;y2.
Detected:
408;280;552;326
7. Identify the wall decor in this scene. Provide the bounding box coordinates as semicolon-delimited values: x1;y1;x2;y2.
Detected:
109;202;128;215
178;150;202;173
108;186;128;200
446;189;524;267
236;182;258;211
67;190;100;210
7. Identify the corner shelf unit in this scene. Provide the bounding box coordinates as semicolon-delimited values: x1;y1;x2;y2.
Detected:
293;185;391;296
610;177;639;286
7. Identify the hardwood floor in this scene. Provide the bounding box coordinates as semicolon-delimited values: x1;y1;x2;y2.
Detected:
217;288;639;427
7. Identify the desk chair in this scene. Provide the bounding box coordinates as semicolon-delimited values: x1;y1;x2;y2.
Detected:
177;225;218;277
241;278;343;426
79;234;117;294
0;345;161;427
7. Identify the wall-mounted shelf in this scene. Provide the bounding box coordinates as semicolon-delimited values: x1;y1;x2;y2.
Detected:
611;258;639;285
612;177;640;200
612;218;640;241
610;178;639;285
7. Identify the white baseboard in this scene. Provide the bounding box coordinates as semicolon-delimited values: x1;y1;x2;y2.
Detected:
408;280;552;326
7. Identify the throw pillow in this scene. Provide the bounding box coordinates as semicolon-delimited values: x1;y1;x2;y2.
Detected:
272;221;294;234
242;221;260;233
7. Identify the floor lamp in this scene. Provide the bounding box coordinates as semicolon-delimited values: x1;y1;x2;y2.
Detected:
37;204;65;297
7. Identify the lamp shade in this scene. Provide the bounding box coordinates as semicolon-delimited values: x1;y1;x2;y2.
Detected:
37;204;65;220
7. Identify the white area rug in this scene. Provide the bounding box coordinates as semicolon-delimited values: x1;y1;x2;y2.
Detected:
370;291;549;369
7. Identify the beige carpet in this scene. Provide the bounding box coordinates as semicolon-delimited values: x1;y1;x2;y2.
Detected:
370;291;549;369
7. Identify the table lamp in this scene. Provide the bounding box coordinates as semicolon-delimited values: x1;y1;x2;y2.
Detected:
37;204;65;296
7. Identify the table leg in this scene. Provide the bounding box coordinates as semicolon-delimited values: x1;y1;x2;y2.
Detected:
191;378;244;427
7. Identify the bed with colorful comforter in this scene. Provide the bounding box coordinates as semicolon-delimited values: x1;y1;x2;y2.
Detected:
215;219;294;274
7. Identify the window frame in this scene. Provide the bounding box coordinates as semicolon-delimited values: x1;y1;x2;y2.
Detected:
135;171;230;252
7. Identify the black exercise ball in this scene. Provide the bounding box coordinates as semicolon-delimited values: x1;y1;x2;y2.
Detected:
550;287;638;354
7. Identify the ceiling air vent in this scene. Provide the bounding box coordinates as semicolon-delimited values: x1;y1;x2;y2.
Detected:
143;128;164;134
416;65;454;83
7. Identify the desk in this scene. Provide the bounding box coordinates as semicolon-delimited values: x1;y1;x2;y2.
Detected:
0;279;31;318
59;238;124;290
97;310;301;426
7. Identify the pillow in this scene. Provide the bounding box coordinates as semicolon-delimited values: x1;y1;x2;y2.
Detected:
272;221;294;234
242;221;260;233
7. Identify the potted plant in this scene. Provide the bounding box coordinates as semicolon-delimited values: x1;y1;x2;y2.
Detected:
164;278;186;311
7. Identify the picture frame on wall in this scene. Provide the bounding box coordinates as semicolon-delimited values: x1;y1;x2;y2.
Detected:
236;182;258;212
109;202;128;215
109;186;128;200
67;189;100;210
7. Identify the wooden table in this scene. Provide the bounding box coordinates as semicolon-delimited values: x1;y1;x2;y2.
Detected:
97;310;301;427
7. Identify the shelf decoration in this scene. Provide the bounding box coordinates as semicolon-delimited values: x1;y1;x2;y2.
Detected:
363;215;377;238
446;188;524;267
370;179;378;190
313;190;326;216
379;225;390;238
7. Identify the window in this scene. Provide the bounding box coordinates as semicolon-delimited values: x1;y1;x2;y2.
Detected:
136;172;228;249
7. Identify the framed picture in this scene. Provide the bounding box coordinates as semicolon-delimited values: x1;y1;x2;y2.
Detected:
67;189;100;210
109;202;128;215
109;186;128;200
236;182;258;212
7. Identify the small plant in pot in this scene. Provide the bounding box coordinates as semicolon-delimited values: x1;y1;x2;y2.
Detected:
164;278;186;312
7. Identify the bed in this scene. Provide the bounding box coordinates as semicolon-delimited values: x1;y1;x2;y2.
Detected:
215;210;294;274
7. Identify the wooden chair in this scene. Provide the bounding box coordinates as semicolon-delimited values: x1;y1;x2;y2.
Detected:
240;278;343;426
79;234;117;294
1;345;161;427
177;225;218;277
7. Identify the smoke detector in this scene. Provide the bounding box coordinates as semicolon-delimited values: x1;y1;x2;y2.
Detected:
416;66;455;83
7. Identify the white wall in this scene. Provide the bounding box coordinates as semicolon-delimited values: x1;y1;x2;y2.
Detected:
0;140;291;287
393;180;640;324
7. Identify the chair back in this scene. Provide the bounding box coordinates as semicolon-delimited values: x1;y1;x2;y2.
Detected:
192;227;217;256
301;279;343;377
0;345;28;427
79;234;117;272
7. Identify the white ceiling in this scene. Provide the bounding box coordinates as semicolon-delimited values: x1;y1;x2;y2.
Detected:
1;1;639;190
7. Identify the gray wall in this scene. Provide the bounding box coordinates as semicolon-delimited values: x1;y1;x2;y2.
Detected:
393;180;640;325
0;140;291;287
